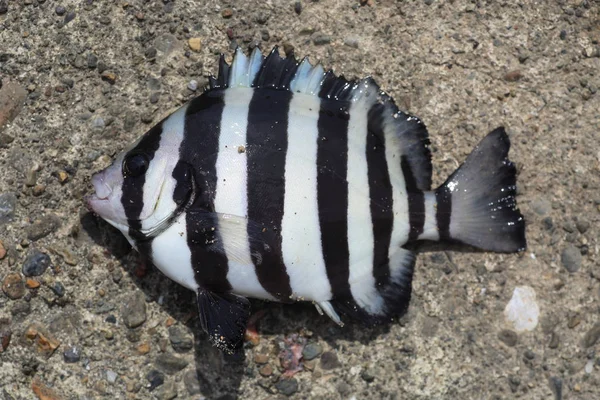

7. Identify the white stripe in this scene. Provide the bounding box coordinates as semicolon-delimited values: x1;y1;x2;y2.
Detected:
346;99;384;315
214;88;274;300
151;212;198;291
140;104;189;232
419;191;439;241
281;93;331;302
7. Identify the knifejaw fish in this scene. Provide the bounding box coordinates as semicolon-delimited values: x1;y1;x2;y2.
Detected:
87;47;526;353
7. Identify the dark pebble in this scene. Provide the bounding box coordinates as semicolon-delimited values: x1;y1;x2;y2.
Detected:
121;292;147;328
64;11;76;24
105;315;116;324
183;370;201;395
0;318;11;352
560;30;567;40
63;346;81;363
275;378;298;396
294;1;302;14
561;245;582;273
55;5;66;16
52;282;65;297
301;343;322;360
146;370;164;392
22;249;51;277
145;47;157;59
0;192;17;225
582;323;600;348
150;92;160;104
523;349;535;360
424;0;434;5
87;54;98;69
0;1;7;15
155;353;189;374
168;325;193;352
320;351;341;370
361;368;375;382
576;220;590;233
498;329;518;347
549;376;562;400
312;34;331;46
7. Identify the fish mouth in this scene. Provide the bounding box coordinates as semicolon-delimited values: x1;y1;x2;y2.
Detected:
86;172;113;213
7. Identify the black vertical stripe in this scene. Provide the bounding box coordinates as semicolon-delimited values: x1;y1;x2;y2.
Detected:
316;98;352;300
246;89;293;300
435;186;452;241
401;156;426;241
179;91;232;292
366;104;394;291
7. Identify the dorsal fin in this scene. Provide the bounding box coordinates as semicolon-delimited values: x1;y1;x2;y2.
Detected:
205;47;432;190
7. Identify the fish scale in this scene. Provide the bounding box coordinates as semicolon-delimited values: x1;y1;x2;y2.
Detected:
87;47;527;353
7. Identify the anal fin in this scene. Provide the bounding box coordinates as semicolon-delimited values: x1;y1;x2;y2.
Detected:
197;290;251;354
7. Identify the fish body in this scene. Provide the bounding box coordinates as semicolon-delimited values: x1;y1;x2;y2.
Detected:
87;47;526;353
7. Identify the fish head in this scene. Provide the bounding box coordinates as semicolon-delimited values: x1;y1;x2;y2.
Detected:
87;115;195;239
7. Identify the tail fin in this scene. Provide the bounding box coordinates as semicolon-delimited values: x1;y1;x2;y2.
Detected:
434;127;526;252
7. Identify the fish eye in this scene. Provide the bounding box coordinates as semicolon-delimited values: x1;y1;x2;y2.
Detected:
123;152;150;178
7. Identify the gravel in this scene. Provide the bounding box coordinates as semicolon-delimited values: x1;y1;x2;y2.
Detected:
22;249;51;277
561;245;583;273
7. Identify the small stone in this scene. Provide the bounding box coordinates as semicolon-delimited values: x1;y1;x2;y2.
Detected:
26;215;60;241
254;353;269;364
561;245;582;273
312;33;331;46
155;353;189;374
24;324;61;359
424;0;434;5
64;346;81;363
504;70;523;82
275;378;298;396
576;220;590;234
31;378;62;400
183;370;201;396
106;370;118;384
559;30;567;40
222;8;233;18
0;318;11;353
548;332;560;349
22;249;51;277
302;343;322;361
150;92;160;104
344;37;359;49
91;117;105;129
188;37;201;52
259;364;273;377
504;286;540;332
122;292;147;328
101;71;117;84
0;82;27;132
2;273;25;299
0;1;7;14
0;240;6;260
145;47;157;59
134;11;145;21
0;193;17;225
52;282;65;297
55;5;66;16
32;185;46;197
187;80;198;92
156;381;177;400
294;1;302;14
320;351;341;370
582;323;600;348
361;368;376;382
549;376;562;400
498;329;518;347
64;11;76;24
147;370;165;392
137;342;151;355
168;325;193;352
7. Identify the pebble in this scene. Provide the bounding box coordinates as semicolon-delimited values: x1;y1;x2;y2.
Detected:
52;282;65;297
320;351;341;370
63;346;81;363
183;370;201;396
254;353;269;364
576;220;590;234
31;378;62;400
504;286;540;332
312;33;331;46
64;11;76;25
559;30;567;40
294;1;302;14
187;80;198;92
101;71;117;84
156;381;177;400
22;249;51;277
188;38;201;52
26;215;60;241
361;368;376;382
561;245;582;273
275;378;298;396
2;273;25;300
344;37;359;49
0;82;27;131
504;70;523;82
0;193;17;225
55;5;66;16
122;292;147;328
582;323;600;348
24;324;61;359
92;117;105;129
0;1;7;15
498;329;518;347
0;318;11;353
549;376;562;400
258;364;273;377
147;370;165;392
302;343;323;360
106;370;118;384
0;240;6;260
155;353;189;374
168;325;193;352
222;8;233;18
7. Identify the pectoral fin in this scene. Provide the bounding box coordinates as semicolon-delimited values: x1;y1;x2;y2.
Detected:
197;289;251;354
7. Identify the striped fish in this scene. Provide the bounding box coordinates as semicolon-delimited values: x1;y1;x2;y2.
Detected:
87;47;526;353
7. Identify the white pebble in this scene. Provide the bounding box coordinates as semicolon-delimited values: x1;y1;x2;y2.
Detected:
585;359;594;374
106;370;118;383
504;286;540;332
187;80;198;91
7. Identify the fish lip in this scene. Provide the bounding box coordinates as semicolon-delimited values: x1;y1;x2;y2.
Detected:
90;172;113;201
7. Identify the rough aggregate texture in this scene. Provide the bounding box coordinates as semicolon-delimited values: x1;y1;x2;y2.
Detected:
0;0;599;399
